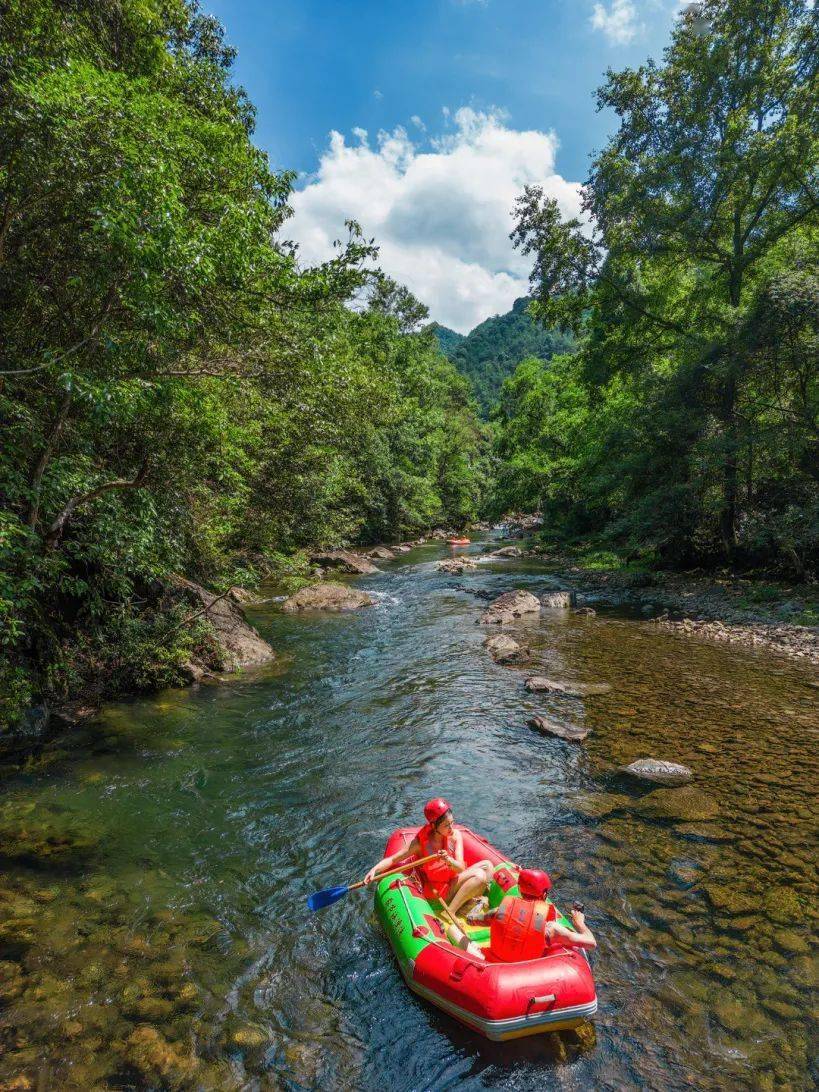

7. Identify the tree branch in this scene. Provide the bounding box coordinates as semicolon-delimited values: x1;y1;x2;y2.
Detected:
44;456;150;546
26;389;73;529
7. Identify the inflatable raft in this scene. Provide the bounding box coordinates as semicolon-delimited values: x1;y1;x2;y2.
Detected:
374;827;597;1040
447;537;471;546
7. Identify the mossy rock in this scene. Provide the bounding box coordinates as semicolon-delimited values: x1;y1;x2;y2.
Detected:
574;793;630;819
123;1026;198;1088
129;996;176;1022
761;998;801;1021
701;883;757;916
774;930;810;955
0;814;100;869
766;886;803;924
632;787;720;823
676;822;733;843
231;1026;268;1049
710;962;738;982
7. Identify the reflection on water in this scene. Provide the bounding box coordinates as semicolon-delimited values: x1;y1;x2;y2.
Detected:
0;543;816;1090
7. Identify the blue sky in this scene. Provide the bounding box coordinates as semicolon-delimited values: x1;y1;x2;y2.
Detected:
206;0;688;330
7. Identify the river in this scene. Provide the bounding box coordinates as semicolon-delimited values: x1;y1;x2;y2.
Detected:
0;540;816;1090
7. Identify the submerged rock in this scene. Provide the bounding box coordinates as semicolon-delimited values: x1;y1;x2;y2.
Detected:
632;786;719;822
0;809;100;869
527;714;590;743
575;792;630;818
483;634;529;663
479;590;541;625
308;549;379;575
281;583;374;613
524;676;612;697
437;557;477;574
540;590;576;609
701;883;757;916
489;546;523;558
676;822;733;842
620;759;693;786
123;1026;198;1087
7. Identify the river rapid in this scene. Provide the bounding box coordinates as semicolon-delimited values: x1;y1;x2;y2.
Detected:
0;540;816;1091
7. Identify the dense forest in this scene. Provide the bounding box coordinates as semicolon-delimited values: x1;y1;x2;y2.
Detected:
433;298;574;415
0;0;486;730
492;0;817;574
0;0;816;734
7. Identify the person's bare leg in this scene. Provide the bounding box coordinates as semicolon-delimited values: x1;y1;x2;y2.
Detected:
448;860;492;916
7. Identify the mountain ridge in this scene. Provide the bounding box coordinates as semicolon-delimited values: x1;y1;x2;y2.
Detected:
430;297;574;414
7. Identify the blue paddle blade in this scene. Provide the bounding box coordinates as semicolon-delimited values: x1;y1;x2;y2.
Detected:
307;885;349;911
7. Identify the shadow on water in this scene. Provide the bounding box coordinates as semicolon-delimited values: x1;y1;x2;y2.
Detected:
0;539;816;1090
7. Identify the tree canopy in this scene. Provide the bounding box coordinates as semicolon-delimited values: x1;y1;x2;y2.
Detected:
497;0;817;571
0;0;487;728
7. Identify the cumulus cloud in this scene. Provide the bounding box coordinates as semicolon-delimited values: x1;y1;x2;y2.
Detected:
591;0;642;44
288;108;581;333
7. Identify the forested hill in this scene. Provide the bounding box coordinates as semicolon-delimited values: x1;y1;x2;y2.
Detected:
428;323;464;356
432;298;574;414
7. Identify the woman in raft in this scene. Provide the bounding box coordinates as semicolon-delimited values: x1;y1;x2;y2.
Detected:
364;798;493;916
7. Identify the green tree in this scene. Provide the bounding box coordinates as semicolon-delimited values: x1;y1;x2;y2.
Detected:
510;0;818;565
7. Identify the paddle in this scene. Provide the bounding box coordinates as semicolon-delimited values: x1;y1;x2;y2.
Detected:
307;853;439;911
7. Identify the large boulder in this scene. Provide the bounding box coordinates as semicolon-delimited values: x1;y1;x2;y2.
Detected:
524;676;612;697
540;590;576;609
483;634;529;663
282;583;374;612
620;759;693;786
437;557;477;574
168;577;274;669
527;714;590;743
308;549;379;575
368;546;395;560
479;590;541;625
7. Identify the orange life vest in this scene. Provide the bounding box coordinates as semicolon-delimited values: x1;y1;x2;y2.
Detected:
416;823;455;898
489;896;549;962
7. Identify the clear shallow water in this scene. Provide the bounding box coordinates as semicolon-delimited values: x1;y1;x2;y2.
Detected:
0;542;816;1090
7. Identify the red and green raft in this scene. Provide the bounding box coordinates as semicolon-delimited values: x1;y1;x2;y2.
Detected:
374;826;597;1041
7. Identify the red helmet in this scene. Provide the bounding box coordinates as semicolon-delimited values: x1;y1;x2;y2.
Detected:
423;798;452;825
518;868;552;899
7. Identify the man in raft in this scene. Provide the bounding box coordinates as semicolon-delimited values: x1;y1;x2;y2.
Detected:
461;868;597;961
363;798;493;917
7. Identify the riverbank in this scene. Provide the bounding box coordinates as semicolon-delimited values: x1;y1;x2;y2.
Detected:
519;548;819;665
3;532;462;747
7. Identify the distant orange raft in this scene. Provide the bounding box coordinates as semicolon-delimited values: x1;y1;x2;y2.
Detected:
448;537;471;546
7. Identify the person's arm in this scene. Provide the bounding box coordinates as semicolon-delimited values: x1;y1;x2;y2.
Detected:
444;829;466;873
546;910;597;950
363;837;420;885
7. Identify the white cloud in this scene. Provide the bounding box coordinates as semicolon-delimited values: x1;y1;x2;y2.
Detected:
288;108;581;333
591;0;642;44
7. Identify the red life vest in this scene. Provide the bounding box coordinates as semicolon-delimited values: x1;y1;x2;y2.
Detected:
416;823;455;899
489;896;549;962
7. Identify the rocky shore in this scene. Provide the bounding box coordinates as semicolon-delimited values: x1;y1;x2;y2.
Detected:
527;558;819;665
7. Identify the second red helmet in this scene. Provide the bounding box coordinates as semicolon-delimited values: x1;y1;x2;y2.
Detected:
518;868;552;899
423;797;452;825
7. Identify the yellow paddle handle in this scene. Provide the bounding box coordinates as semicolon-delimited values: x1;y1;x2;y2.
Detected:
348;852;440;892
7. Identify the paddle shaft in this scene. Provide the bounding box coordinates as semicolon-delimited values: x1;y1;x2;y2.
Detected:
347;852;440;892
